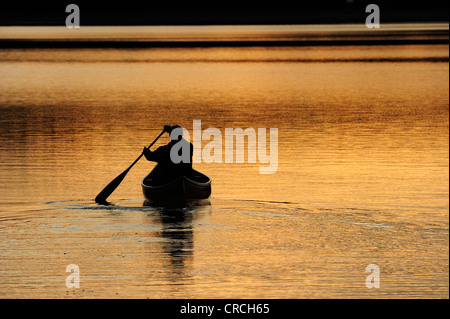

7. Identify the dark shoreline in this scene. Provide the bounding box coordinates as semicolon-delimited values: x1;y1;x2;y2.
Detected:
1;0;448;26
1;38;448;49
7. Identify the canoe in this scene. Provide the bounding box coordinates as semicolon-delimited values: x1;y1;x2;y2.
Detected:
141;165;212;207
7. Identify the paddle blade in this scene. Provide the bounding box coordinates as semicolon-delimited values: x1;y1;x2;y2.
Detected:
94;129;164;204
94;168;130;204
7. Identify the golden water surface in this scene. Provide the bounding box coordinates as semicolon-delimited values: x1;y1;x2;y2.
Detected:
0;25;448;298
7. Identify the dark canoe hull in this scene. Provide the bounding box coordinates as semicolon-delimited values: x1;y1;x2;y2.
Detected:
141;168;212;207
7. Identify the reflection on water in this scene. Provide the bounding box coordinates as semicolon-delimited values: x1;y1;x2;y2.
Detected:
159;211;193;277
0;24;448;298
155;206;207;283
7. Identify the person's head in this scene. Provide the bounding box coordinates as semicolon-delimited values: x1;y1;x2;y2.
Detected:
169;125;183;141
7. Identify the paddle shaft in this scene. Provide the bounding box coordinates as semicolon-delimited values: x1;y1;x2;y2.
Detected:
94;129;165;203
130;129;166;169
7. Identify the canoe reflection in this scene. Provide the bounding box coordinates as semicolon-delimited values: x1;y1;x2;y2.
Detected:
152;204;211;281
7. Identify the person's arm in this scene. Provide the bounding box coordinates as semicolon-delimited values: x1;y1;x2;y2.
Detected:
142;147;154;161
143;145;168;162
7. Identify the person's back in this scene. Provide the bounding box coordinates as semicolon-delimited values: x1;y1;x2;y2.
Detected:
143;125;193;182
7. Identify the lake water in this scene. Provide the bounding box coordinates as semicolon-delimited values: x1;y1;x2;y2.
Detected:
0;24;448;299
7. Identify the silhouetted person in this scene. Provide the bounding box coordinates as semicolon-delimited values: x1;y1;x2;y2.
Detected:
143;125;193;182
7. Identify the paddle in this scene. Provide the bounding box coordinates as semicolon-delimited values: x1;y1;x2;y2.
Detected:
94;129;166;204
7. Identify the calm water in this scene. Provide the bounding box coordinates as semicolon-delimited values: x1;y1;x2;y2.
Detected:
0;25;448;298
